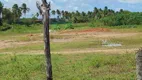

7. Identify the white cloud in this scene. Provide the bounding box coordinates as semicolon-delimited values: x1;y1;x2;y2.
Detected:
118;0;142;4
4;0;8;2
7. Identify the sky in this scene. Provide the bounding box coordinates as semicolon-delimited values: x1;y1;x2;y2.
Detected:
1;0;142;18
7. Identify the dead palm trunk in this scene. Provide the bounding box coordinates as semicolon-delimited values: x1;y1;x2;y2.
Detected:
36;0;52;80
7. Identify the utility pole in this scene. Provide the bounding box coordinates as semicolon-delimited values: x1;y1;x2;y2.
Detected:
36;0;52;80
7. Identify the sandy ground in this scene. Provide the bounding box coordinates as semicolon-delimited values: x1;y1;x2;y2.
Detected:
0;40;43;49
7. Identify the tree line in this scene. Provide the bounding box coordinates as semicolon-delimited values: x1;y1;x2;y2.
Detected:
51;7;142;26
51;7;125;23
0;1;142;27
0;1;40;25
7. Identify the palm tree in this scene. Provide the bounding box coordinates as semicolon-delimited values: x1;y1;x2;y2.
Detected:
107;9;115;16
12;4;22;22
120;9;124;13
67;12;72;20
87;11;92;18
76;10;80;16
70;12;75;20
51;10;56;18
0;1;3;25
71;12;75;17
36;12;39;18
99;8;104;18
64;11;69;19
81;11;86;16
61;10;65;19
3;8;13;23
56;9;61;19
104;6;108;16
21;3;30;17
94;7;98;18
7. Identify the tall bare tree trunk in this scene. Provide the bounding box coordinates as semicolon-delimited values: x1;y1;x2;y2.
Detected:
43;9;52;80
36;0;52;80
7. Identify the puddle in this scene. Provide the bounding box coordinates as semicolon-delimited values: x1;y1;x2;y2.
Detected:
102;40;122;47
103;44;122;47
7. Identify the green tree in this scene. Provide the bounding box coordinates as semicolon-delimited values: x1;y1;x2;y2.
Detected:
21;3;30;17
98;8;104;18
2;8;13;23
120;9;124;13
76;10;80;16
51;10;56;18
81;11;86;16
56;9;61;19
107;9;115;16
12;4;22;22
87;11;93;18
36;12;39;18
70;12;75;21
104;6;108;16
64;11;69;19
61;10;65;19
94;7;98;19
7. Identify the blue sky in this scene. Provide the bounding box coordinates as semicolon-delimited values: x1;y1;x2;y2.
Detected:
1;0;142;18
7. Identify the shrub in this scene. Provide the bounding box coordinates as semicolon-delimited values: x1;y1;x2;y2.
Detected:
72;16;89;23
53;24;61;30
64;23;74;29
0;23;12;31
89;22;96;27
101;12;142;26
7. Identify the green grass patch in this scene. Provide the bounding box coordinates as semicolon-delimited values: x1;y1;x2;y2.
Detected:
0;40;102;53
109;34;142;48
0;53;136;80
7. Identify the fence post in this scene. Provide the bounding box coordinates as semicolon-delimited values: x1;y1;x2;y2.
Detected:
136;48;142;80
36;0;52;80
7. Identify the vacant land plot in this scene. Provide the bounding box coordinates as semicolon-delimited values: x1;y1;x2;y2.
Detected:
0;27;140;80
0;28;141;54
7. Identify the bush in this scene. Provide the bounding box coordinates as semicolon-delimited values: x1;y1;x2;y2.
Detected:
89;22;96;27
53;24;61;30
0;23;12;31
64;23;74;29
72;16;89;23
101;12;142;26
